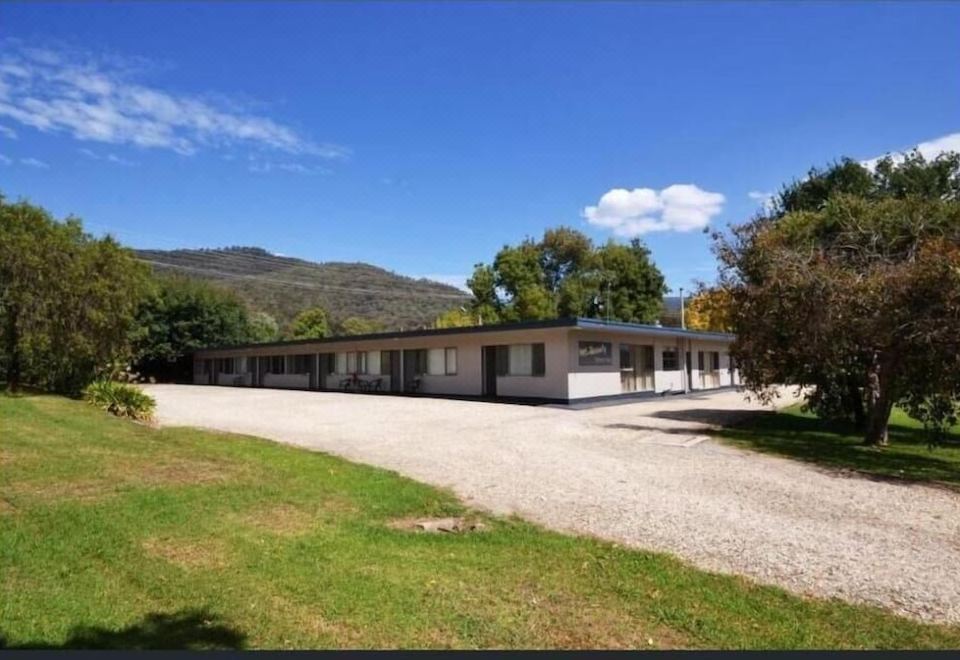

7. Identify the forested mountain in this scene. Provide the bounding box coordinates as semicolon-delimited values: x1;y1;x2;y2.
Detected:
136;247;470;331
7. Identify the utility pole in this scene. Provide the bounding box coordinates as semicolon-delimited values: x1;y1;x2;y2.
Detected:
679;286;685;330
605;280;612;322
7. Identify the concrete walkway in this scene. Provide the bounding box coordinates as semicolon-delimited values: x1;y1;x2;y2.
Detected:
146;384;960;624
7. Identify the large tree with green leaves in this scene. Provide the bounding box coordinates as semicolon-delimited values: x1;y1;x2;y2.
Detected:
0;196;149;394
467;227;667;324
718;152;960;445
132;274;254;381
290;307;330;339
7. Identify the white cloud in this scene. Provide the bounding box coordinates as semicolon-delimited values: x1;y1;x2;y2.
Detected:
0;124;16;139
0;41;348;161
747;190;775;211
0;154;11;165
21;156;49;168
582;184;725;237
247;159;331;175
79;147;136;166
861;132;960;169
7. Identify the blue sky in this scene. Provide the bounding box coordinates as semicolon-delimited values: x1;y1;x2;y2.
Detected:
1;2;958;294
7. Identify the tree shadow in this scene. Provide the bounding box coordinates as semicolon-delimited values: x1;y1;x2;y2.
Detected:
650;408;763;425
0;609;246;650
715;410;960;488
604;422;705;436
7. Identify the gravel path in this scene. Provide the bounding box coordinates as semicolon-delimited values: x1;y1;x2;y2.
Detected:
146;384;960;624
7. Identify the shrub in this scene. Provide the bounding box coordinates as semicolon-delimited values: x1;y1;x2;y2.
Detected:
82;380;156;422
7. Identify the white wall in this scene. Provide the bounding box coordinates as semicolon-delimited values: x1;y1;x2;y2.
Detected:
215;372;252;387
566;330;734;399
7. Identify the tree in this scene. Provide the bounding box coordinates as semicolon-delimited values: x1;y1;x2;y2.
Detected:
248;311;280;343
594;239;667;323
717;152;960;445
467;227;666;323
290;307;329;340
337;316;384;336
685;285;734;332
434;307;475;328
132;274;252;382
0;195;149;394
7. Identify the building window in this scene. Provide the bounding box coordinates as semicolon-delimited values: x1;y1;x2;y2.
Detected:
367;350;381;376
219;358;235;374
292;354;312;374
508;344;532;376
335;352;347;374
578;341;613;366
504;343;545;377
662;348;679;371
346;351;358;373
270;356;285;374
427;348;445;375
424;347;458;376
711;351;720;372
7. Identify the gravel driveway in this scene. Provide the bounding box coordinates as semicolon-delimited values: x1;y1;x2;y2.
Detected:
146;384;960;624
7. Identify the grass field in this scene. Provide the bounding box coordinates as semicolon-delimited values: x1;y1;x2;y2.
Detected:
3;394;960;649
716;405;960;488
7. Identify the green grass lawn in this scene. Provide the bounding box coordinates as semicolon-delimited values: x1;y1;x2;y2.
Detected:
716;405;960;488
3;395;960;650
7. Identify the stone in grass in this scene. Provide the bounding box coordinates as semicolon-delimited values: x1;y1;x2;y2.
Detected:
391;516;487;534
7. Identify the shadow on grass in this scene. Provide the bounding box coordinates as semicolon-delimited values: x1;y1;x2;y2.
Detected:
0;609;246;650
716;410;960;488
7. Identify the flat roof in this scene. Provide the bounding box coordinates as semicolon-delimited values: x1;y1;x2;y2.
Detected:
195;317;734;354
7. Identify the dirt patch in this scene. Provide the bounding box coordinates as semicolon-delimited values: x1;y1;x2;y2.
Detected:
128;458;239;488
388;516;487;534
11;478;118;504
0;498;17;515
511;581;684;649
237;504;317;536
142;536;230;570
7;458;239;506
263;594;367;647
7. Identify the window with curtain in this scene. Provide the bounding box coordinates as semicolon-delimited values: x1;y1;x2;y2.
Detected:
367;351;381;376
357;351;368;374
336;352;347;374
346;352;357;373
445;347;457;375
427;348;445;375
508;344;533;376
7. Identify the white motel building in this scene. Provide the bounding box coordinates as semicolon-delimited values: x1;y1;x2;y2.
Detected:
193;317;739;405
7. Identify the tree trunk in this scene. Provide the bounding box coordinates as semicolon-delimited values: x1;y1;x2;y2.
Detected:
846;377;866;431
863;353;892;446
3;304;20;394
864;393;893;446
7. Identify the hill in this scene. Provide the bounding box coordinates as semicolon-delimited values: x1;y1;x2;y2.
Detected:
136;246;470;330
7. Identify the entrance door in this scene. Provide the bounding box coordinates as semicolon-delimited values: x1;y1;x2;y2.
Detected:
481;346;498;397
384;350;402;392
318;353;334;390
620;344;655;393
402;349;422;392
619;345;636;392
